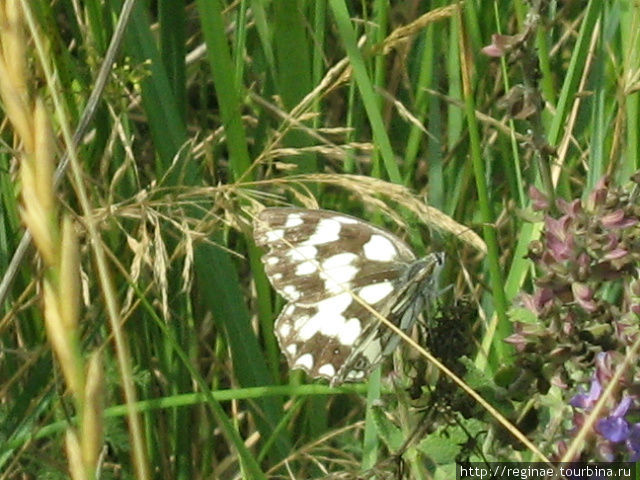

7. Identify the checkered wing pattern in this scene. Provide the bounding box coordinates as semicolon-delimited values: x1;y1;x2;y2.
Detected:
253;207;444;386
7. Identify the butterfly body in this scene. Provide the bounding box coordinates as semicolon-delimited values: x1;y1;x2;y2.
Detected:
253;207;444;386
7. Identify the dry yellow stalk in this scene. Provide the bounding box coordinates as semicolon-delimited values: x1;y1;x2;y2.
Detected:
82;353;104;473
33;99;56;221
60;216;80;331
1;1;27;91
0;1;31;150
19;100;58;266
43;279;84;397
65;429;87;480
0;5;103;478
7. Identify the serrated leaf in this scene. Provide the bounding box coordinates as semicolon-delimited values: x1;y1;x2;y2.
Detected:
416;431;462;464
370;404;405;451
416;418;487;465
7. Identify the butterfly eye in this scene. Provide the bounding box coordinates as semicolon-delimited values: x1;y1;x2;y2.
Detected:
351;356;368;371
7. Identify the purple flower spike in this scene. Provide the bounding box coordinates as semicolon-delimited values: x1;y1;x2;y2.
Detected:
504;332;527;351
545;215;570;241
547;232;574;262
611;396;633;418
594;351;622;386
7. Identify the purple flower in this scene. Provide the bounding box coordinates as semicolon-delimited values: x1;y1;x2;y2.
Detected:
504;321;545;352
545;216;574;262
593;396;640;460
571;282;597;312
603;248;628;261
576;253;591;278
571;380;640;461
481;34;521;57
556;198;582;217
520;288;554;314
545;215;571;241
529;185;550;211
596;396;632;442
547;232;574;262
587;176;609;209
594;351;621;386
601;209;638;229
603;233;619;250
570;377;601;409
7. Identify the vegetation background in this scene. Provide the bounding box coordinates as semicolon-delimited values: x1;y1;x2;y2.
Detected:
0;0;638;478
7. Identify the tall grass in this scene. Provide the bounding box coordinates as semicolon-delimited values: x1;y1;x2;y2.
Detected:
0;0;638;478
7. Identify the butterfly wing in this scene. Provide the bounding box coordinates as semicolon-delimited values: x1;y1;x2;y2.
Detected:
253;207;436;385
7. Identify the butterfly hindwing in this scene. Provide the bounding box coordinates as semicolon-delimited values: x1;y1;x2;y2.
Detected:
273;301;382;382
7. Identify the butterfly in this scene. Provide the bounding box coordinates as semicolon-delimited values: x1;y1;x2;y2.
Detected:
253;207;444;386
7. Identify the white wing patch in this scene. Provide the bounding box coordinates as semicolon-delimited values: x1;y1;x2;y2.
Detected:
265;256;279;266
282;285;301;301
295;260;318;275
266;229;285;242
339;318;363;345
358;281;394;304
334;216;359;224
363;234;398;261
285;343;297;356
297;292;352;341
295;353;314;370
320;253;359;294
318;363;336;377
301;218;342;246
285;214;303;228
287;245;318;262
362;338;382;362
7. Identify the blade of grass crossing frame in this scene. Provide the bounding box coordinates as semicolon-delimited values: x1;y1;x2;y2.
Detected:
250;0;277;81
620;0;640;179
328;0;401;184
196;0;284;395
159;0;187;122
125;3;190;181
273;0;317;173
548;0;601;147
195;242;291;465
196;0;292;464
457;8;510;363
587;18;606;191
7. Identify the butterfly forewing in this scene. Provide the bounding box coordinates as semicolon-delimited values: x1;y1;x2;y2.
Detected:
253;207;443;385
253;208;415;300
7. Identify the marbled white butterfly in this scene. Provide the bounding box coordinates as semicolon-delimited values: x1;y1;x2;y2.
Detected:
253;207;444;386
